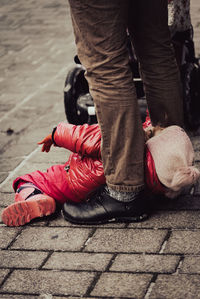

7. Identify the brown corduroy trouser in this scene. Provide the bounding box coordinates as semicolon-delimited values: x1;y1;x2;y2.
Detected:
68;0;183;192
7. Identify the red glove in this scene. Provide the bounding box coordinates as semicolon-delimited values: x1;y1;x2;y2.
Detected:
38;134;53;152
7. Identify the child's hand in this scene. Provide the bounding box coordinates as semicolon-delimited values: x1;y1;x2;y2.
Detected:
38;134;53;152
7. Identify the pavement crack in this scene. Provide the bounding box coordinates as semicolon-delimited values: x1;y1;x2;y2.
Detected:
104;253;117;271
144;274;157;299
39;250;54;270
159;229;172;253
84;271;102;297
80;228;96;252
174;255;184;274
6;228;23;250
0;269;14;289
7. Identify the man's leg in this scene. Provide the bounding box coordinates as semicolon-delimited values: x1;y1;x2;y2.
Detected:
68;0;145;192
129;0;183;127
62;0;150;224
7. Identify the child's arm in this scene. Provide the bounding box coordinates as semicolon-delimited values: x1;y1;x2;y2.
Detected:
38;122;101;158
53;122;101;158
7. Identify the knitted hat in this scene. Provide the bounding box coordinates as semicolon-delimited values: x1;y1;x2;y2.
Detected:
146;125;200;198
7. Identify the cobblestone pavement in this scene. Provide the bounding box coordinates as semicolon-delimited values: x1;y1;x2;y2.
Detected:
0;1;200;298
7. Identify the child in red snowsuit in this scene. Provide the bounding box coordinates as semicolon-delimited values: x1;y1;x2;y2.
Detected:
1;120;199;226
2;122;105;226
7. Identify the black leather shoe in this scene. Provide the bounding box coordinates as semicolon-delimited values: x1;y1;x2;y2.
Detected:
62;187;151;224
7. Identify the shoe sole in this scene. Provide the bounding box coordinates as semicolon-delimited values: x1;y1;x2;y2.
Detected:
62;210;149;225
1;196;56;226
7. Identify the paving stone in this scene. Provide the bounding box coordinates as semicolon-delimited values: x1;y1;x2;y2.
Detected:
30;148;70;164
0;173;9;184
28;215;49;226
0;192;14;207
24;90;61;110
0;104;17;120
46;215;74;227
9;161;56;176
48;216;126;228
1;269;94;296
110;253;180;273
91;272;152;298
0;227;20;249
150;274;200;299
1;142;37;158
0;157;23;172
34;63;62;78
0;132;13;152
0;179;17;193
0;114;33;134
194;178;200;196
194;162;200;173
164;230;200;254
191;136;200;148
150;194;200;210
193;146;200;161
84;228;167;253
0;250;48;269
129;210;200;229
23;124;56;145
11;227;92;251
53;297;96;299
43;252;112;271
0;269;10;285
180;256;200;274
0;296;37;299
0;161;55;193
0;206;5;222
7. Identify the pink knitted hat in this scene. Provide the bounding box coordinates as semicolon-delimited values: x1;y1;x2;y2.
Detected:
146;126;200;198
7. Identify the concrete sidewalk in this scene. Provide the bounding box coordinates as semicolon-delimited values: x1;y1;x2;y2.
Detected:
0;1;200;298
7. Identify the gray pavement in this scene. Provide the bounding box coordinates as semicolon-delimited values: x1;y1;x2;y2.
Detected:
0;1;200;298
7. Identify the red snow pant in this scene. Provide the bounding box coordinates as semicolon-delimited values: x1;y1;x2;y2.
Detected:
13;162;81;204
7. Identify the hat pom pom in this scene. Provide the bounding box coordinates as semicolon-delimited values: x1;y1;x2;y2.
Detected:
165;166;200;199
172;166;199;189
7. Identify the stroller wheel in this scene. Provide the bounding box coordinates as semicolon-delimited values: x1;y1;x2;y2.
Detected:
64;65;91;125
64;59;146;125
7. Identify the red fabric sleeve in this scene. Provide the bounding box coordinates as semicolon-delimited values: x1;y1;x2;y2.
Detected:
54;122;101;158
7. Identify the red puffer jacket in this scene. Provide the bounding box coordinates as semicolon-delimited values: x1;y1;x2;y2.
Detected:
13;121;164;204
54;122;105;200
13;123;105;203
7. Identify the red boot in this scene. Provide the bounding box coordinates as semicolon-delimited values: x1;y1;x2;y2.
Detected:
1;183;56;226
